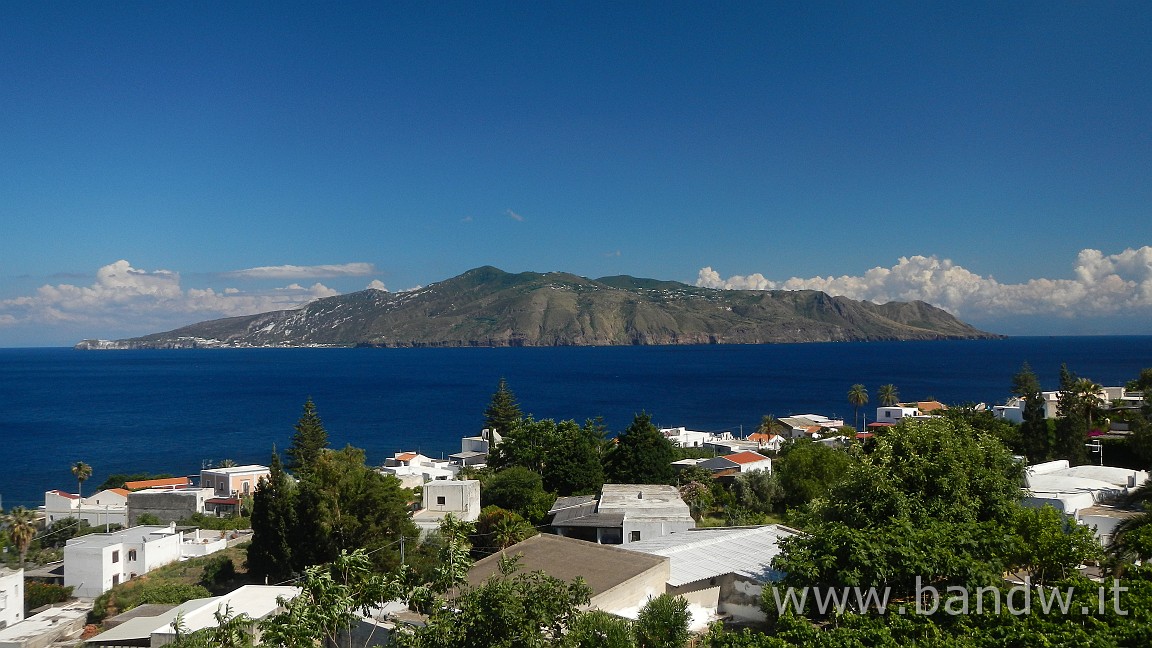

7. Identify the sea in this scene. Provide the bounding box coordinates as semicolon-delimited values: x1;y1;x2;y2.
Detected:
2;336;1151;510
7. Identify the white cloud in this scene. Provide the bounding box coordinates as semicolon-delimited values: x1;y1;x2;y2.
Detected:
696;247;1152;319
224;262;376;280
506;209;525;222
0;260;336;332
366;279;388;291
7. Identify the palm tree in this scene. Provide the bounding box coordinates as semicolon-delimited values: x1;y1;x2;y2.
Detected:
1109;479;1152;573
878;384;900;407
1070;377;1104;432
7;506;36;567
72;461;92;499
847;384;869;430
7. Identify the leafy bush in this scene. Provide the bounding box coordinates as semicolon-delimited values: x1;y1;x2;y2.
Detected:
199;554;237;588
24;581;73;613
91;579;211;622
634;593;691;648
135;513;163;525
179;513;250;531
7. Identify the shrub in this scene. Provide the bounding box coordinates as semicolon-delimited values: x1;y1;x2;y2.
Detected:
24;581;73;613
199;554;237;588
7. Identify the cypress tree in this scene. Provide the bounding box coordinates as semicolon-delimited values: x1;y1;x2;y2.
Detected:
246;449;297;582
1012;362;1051;462
483;378;523;437
286;398;328;474
605;412;675;484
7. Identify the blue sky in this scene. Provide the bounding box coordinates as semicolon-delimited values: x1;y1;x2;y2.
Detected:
2;2;1151;346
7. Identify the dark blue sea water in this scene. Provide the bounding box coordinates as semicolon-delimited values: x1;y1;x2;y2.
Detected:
3;337;1152;509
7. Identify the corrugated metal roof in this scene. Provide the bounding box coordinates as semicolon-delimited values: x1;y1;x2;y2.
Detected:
619;525;798;587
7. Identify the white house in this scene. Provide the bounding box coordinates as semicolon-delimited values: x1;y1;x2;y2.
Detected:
0;567;23;630
64;524;186;598
411;480;482;534
550;484;695;545
379;452;459;488
1023;460;1151;546
450;428;503;467
746;433;785;454
660;427;723;449
722;451;772;473
874;406;919;425
43;488;129;528
775;414;845;440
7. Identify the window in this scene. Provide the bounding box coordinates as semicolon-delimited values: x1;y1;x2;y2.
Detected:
436;496;446;506
630;531;641;542
128;549;137;561
112;574;120;587
112;550;120;563
242;481;251;494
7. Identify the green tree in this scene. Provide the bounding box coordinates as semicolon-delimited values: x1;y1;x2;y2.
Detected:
6;507;36;567
847;384;868;430
606;413;676;485
72;461;92;499
472;506;537;555
775;417;1028;604
484;377;523;437
1011;504;1103;585
774;440;854;510
481;466;553;524
395;553;592;648
489;416;561;474
1055;375;1101;465
1011;362;1051;461
292;446;416;572
566;610;635;648
731;469;783;515
634;593;692;648
285;398;328;475
247;449;298;582
543;419;606;496
877;383;900;407
259;549;400;648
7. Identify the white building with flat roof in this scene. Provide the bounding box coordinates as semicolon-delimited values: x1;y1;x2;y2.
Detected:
411;480;481;534
551;484;695;545
1023;460;1150;546
64;525;185;598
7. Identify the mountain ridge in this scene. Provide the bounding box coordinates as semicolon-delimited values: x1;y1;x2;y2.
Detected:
75;266;1003;349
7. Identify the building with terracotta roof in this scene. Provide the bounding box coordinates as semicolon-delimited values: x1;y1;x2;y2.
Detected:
746;432;784;453
124;476;192;491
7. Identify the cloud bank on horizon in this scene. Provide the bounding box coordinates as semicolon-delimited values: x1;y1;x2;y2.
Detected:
696;247;1152;321
0;260;369;339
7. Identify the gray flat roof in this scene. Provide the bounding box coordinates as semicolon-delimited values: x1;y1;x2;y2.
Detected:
467;534;667;597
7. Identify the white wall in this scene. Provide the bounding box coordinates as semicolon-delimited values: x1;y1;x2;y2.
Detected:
422;480;481;521
0;569;23;630
64;526;184;598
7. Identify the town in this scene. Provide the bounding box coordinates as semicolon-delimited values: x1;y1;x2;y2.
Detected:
2;366;1152;647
